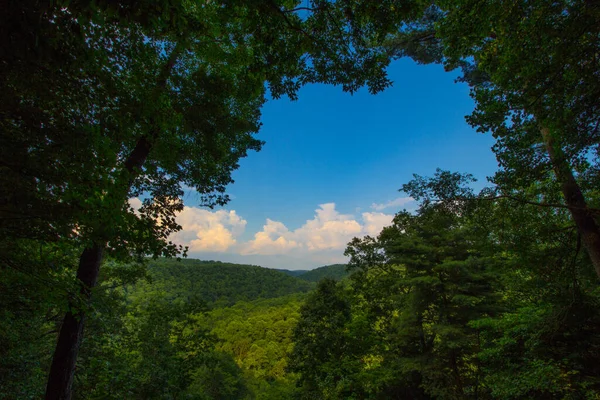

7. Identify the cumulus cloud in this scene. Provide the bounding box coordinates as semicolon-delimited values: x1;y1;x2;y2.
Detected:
242;219;299;255
370;196;415;211
160;199;401;268
241;203;393;256
170;207;246;252
362;212;394;236
296;203;362;251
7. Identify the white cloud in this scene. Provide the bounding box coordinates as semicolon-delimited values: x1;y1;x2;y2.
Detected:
362;212;394;236
296;203;362;251
241;203;393;257
170;207;246;252
241;219;299;255
163;200;400;268
370;196;415;211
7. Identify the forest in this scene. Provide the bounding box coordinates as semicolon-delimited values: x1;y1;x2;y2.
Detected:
1;0;599;399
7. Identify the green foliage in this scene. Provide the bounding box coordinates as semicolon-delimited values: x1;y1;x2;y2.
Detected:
275;269;309;277
277;264;352;283
344;205;502;399
440;0;600;196
72;270;246;399
3;1;600;399
297;264;351;282
133;258;314;306
291;171;600;399
186;352;248;400
0;241;79;399
202;295;306;399
70;261;217;399
288;279;365;399
63;260;308;399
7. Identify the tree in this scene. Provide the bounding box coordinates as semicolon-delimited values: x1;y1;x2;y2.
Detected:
288;279;357;399
444;0;600;277
398;0;600;278
2;1;419;398
398;170;600;397
202;295;306;398
344;200;502;399
386;0;600;279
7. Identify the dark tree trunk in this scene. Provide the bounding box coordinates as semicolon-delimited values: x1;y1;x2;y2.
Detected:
44;41;184;400
44;133;153;400
541;127;600;279
45;245;103;400
44;135;152;400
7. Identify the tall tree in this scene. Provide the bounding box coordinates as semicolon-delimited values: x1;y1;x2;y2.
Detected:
443;0;600;278
401;0;600;278
288;279;357;399
400;170;600;397
344;203;501;399
2;1;417;398
386;0;600;278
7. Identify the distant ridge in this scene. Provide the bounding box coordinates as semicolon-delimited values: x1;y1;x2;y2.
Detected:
142;258;314;306
276;269;309;277
273;264;350;282
297;264;349;282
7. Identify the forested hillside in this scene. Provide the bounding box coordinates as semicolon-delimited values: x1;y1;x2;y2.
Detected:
200;296;305;398
275;269;309;278
138;259;314;306
72;283;306;399
276;264;350;282
2;0;600;399
296;264;350;282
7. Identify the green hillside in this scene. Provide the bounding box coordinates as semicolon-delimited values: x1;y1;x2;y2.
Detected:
70;265;309;400
297;264;350;282
133;259;314;306
275;269;309;277
5;2;600;398
201;294;307;398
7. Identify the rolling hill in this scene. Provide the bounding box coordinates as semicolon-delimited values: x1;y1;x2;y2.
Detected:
135;259;315;306
274;264;351;282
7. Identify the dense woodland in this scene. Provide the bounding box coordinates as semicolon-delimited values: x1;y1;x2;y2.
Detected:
2;0;600;399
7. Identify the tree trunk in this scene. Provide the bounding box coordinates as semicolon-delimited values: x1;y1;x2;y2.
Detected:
44;134;155;399
44;134;155;400
541;126;600;279
44;41;184;400
45;244;103;400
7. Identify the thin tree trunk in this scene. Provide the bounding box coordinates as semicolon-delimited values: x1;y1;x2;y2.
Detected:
44;41;184;400
541;126;600;279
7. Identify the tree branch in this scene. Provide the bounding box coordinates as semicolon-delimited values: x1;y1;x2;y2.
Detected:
478;194;600;215
281;7;320;14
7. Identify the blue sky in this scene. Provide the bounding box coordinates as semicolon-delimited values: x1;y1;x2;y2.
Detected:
167;58;498;270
